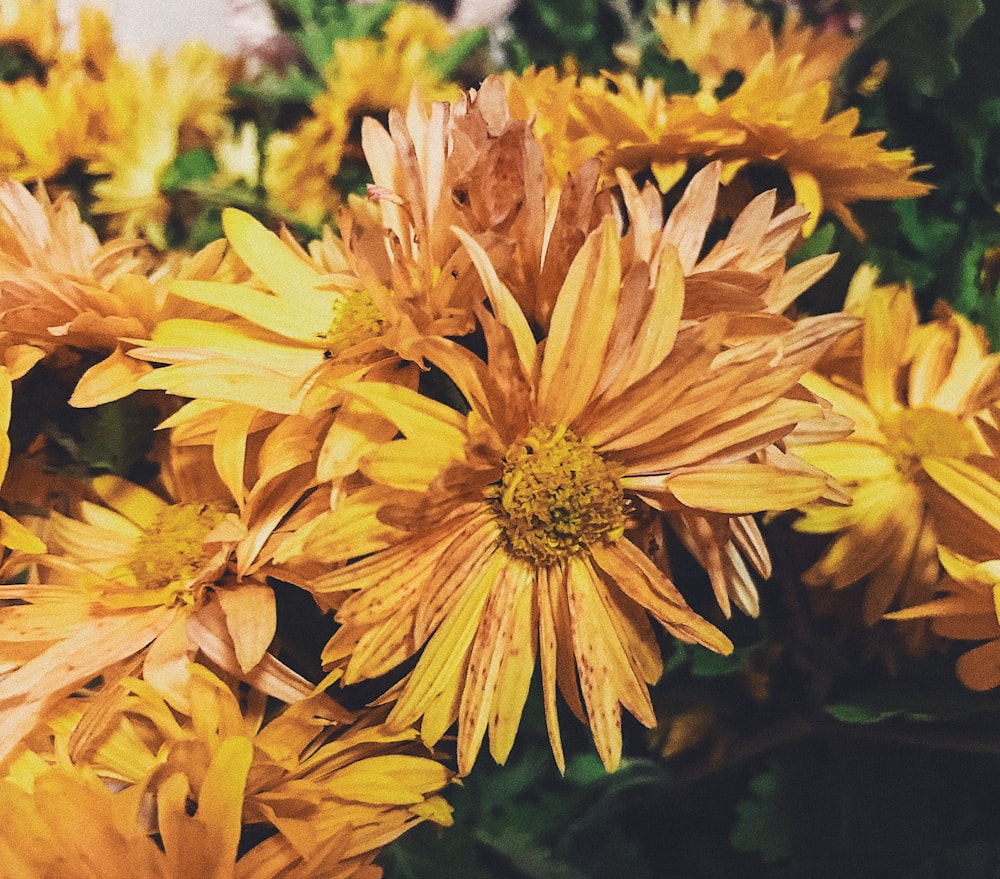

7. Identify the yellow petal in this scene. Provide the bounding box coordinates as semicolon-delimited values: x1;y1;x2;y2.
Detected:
539;216;621;424
647;463;829;513
222;207;330;318
923;456;1000;531
69;347;152;408
217;582;276;674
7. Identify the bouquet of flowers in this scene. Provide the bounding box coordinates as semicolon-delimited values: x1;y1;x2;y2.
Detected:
2;1;999;876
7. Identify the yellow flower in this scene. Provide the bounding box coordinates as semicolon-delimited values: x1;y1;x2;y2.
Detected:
0;0;61;65
888;545;1000;691
7;665;453;878
650;0;858;94
280;189;854;775
263;3;462;226
0;450;315;770
0;742;252;878
504;59;930;238
128;207;421;500
790;267;1000;624
0;67;95;181
86;41;236;246
707;52;931;237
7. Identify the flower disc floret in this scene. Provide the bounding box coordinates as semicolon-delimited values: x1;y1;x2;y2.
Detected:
126;503;226;591
325;289;386;358
488;424;626;564
881;407;979;475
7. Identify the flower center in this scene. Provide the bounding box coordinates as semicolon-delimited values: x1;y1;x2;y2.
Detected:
325;289;386;359
881;407;979;473
126;503;226;591
488;424;626;564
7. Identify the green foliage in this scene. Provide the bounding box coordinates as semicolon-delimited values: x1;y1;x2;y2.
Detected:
272;0;398;71
160;147;218;194
849;0;984;97
506;0;627;73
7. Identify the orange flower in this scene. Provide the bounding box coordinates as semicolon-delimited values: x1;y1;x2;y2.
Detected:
278;186;853;774
791;268;1000;623
888;546;1000;691
0;444;315;770
650;0;858;94
504;58;930;238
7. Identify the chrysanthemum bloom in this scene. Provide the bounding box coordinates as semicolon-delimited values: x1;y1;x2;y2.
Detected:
0;440;317;768
790;268;1000;624
128;207;422;500
504;66;746;195
650;0;858;94
886;547;1000;691
278;200;855;773
355;79;833;343
504;55;930;237
0;176;245;406
339;74;555;348
1;665;453;878
84;37;236;245
263;3;463;226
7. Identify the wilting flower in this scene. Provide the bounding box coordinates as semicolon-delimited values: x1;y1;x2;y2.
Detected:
279;171;854;774
339;74;553;347
790;267;1000;624
1;665;453;878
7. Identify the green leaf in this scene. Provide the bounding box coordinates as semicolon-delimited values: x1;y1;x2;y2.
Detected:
824;703;909;725
731;762;793;863
893;198;960;260
689;644;752;678
427;27;487;80
160;147;218;194
789;221;837;266
75;396;160;477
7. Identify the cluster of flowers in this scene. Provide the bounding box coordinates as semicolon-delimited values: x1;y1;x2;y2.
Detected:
1;0;998;875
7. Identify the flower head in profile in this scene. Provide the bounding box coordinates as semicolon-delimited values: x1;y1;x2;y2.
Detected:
790;267;1000;625
280;172;854;774
504;57;930;238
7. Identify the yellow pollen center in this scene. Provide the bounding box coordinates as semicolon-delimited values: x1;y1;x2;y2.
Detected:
325;289;385;358
881;407;979;473
126;503;226;592
488;424;626;564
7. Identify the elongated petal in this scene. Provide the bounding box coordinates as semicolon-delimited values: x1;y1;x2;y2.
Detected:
539;216;621;424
